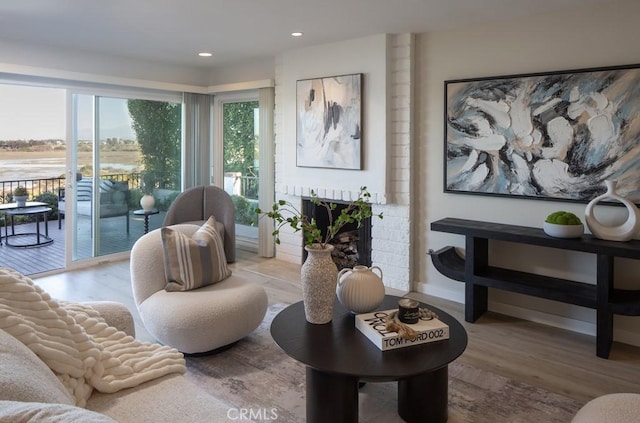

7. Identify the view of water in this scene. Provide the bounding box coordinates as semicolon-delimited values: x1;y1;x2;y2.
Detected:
0;158;138;181
0;157;66;180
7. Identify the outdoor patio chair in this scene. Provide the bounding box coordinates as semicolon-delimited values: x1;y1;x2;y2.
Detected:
58;178;130;232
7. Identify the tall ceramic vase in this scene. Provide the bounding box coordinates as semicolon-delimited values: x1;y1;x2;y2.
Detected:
585;180;640;242
301;244;338;324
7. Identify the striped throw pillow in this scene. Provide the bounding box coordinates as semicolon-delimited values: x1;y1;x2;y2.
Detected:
161;216;231;292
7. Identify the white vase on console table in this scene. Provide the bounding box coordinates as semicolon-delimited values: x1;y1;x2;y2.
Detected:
585;180;640;242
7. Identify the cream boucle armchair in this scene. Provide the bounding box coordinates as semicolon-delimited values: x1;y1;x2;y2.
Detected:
130;223;267;354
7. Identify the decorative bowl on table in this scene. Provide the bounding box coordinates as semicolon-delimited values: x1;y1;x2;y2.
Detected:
543;211;584;239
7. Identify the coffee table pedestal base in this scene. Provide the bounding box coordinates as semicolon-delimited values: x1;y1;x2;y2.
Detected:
306;367;358;423
398;366;448;423
306;365;448;423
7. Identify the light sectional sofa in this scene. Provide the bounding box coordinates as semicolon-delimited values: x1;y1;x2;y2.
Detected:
0;301;245;423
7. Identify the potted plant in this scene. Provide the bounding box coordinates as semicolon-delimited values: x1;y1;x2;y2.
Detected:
257;186;382;324
257;186;382;249
13;186;29;207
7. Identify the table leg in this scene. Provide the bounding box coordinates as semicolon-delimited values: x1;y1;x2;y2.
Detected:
596;254;614;358
144;215;150;234
306;367;358;423
465;236;489;322
35;213;41;244
398;366;448;423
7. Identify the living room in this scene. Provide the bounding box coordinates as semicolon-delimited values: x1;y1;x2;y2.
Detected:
1;0;640;421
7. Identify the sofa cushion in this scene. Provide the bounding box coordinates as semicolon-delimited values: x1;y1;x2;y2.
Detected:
0;329;74;405
87;373;241;423
162;216;231;292
572;393;640;423
0;400;116;423
76;179;93;201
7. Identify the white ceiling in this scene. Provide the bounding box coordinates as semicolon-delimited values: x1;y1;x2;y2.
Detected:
0;0;620;70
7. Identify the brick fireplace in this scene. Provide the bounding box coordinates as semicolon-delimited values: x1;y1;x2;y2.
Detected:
301;198;372;270
273;34;414;291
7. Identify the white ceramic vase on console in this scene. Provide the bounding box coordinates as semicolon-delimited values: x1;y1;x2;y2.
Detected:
585;180;640;242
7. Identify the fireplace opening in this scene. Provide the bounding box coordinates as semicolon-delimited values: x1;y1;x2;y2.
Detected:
302;198;372;270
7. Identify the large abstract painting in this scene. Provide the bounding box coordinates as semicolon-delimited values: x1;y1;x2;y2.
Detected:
296;73;362;169
444;64;640;204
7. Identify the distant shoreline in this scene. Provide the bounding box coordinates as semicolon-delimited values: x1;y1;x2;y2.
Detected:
0;150;141;182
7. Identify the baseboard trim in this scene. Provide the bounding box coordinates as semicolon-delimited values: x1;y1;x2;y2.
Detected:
416;282;640;348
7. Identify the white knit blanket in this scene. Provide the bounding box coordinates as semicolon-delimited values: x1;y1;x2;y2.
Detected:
0;267;186;407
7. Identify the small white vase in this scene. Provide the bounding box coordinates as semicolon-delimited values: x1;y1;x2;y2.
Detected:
336;265;385;314
585;180;640;242
140;194;155;212
301;244;338;324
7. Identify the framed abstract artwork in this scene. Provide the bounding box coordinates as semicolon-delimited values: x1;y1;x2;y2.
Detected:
444;64;640;204
296;73;362;169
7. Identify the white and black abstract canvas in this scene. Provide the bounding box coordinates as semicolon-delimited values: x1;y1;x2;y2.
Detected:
296;74;362;169
445;64;640;204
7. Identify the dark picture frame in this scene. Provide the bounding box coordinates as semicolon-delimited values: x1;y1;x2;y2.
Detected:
444;64;640;204
296;73;362;170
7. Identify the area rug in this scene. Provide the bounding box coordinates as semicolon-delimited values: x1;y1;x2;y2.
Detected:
184;303;583;422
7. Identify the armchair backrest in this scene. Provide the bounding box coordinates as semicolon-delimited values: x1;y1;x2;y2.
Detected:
162;185;236;262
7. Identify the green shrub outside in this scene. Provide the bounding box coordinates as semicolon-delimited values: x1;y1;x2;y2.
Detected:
232;195;258;226
34;192;58;220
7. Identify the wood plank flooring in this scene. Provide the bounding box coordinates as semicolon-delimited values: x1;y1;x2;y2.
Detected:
0;212;164;275
33;249;640;407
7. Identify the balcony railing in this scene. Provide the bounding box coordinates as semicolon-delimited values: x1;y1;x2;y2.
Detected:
0;173;140;204
1;172;259;204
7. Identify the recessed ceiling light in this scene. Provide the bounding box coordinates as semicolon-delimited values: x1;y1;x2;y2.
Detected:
198;52;213;57
291;32;303;37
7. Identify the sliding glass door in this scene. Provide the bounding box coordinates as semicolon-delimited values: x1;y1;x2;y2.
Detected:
225;99;259;249
69;94;182;262
213;89;274;257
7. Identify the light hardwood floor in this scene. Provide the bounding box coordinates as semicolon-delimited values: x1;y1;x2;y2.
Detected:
34;249;640;406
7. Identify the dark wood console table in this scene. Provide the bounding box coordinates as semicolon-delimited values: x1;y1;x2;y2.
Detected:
429;217;640;359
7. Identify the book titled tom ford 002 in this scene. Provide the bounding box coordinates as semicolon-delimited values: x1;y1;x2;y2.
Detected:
355;309;450;351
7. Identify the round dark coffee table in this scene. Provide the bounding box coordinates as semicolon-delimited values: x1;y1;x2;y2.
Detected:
270;295;467;423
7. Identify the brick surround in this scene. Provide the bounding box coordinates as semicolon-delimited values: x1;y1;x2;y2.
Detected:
274;34;413;291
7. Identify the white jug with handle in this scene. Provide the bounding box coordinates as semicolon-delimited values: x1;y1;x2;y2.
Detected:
336;265;385;314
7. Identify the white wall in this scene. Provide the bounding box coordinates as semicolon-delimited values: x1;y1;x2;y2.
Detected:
416;0;640;345
278;34;389;202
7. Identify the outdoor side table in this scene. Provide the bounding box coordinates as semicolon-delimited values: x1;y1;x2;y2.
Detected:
4;206;53;247
134;209;159;234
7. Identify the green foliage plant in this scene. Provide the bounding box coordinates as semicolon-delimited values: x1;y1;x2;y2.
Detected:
545;211;582;225
232;195;258;226
256;186;383;249
13;186;28;197
127;100;181;191
33;192;59;219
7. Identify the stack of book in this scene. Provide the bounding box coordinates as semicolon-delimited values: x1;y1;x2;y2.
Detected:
355;309;449;351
